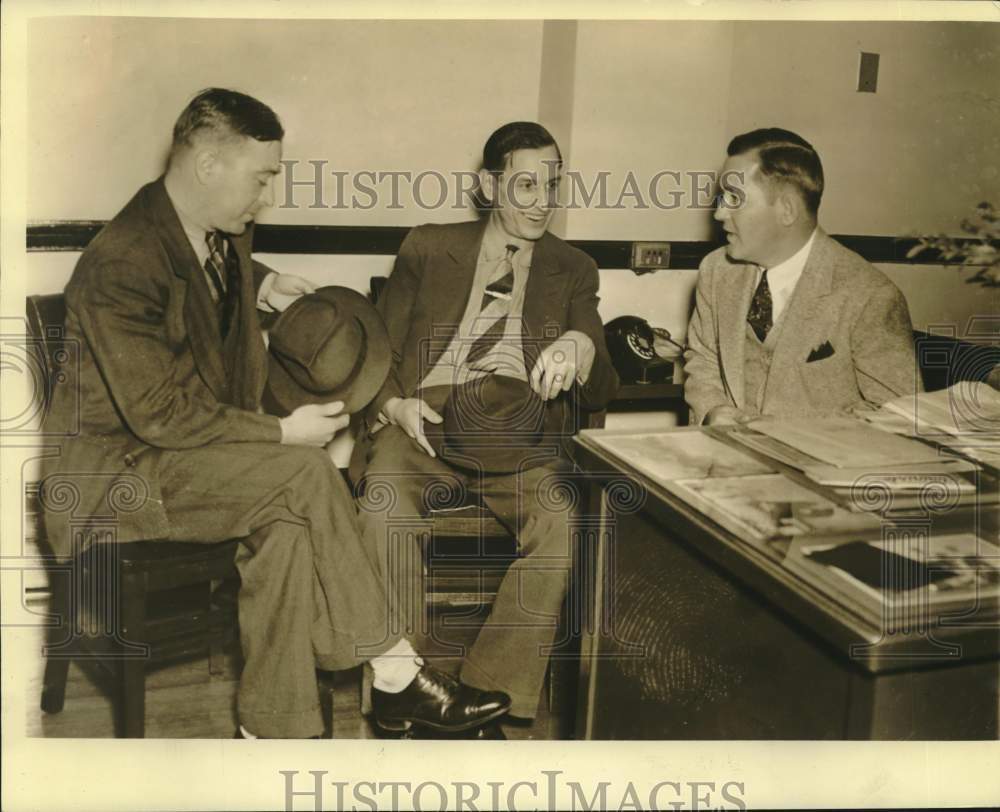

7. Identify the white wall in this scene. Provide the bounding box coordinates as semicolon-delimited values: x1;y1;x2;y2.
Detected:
564;21;735;242
726;21;1000;237
28;17;545;226
23;17;1000;344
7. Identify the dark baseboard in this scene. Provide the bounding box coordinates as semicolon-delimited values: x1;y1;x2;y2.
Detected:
26;220;952;270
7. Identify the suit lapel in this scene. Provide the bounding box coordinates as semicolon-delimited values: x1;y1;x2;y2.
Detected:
146;179;229;402
521;233;568;367
425;220;488;370
717;259;757;411
761;230;834;409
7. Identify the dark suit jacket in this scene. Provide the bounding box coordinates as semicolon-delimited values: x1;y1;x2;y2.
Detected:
684;229;921;424
40;179;282;558
349;219;619;479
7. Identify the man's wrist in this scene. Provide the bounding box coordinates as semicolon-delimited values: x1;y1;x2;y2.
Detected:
256;271;278;312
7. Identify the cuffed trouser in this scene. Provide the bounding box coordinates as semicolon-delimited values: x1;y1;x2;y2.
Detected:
356;426;577;719
157;443;398;738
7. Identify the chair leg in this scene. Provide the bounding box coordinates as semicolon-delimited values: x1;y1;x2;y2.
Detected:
41;658;71;714
118;570;148;738
40;568;71;714
120;659;147;738
209;641;227;676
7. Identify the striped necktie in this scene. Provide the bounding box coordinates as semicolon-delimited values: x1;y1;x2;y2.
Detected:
466;244;518;366
205;231;239;337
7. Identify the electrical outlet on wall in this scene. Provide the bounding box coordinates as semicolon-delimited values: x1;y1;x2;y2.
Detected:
631;241;671;274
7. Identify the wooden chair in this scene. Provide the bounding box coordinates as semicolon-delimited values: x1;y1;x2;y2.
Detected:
28;294;242;738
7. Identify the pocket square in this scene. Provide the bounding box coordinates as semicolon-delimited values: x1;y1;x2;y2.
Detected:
807;341;835;362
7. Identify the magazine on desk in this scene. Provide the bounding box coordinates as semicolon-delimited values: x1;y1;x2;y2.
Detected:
584;431;884;544
584;430;775;483
663;473;883;543
782;532;1000;621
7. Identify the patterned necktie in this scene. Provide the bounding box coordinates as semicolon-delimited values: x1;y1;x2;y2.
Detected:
205;231;239;337
466;244;518;365
747;267;773;342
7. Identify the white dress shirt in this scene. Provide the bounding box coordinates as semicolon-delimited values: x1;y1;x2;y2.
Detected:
757;228;817;324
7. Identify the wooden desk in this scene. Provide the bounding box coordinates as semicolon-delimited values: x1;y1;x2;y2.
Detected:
572;428;999;740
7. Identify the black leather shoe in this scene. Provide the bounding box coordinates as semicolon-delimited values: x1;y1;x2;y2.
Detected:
371;664;510;733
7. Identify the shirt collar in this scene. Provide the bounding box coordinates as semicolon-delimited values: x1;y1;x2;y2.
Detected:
480;214;535;265
763;227;817;287
165;186;212;266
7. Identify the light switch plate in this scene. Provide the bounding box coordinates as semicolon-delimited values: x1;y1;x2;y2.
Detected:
858;51;880;93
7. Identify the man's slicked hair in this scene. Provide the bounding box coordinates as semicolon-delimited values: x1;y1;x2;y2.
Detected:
482;121;562;174
727;127;824;215
171;88;284;156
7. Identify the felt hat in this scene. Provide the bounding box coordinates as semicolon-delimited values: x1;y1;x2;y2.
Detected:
264;286;390;416
424;374;560;473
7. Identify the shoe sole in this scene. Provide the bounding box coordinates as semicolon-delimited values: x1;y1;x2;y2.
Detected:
376;702;510;734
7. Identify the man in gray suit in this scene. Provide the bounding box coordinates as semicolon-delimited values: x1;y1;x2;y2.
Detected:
685;127;921;425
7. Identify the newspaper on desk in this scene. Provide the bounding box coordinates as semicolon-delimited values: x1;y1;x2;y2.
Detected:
728;412;986;498
869;382;1000;471
745;416;943;468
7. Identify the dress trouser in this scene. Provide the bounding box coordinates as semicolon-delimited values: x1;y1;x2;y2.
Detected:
356;425;577;719
156;442;397;738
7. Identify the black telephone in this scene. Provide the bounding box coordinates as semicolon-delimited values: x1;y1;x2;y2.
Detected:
604;316;683;385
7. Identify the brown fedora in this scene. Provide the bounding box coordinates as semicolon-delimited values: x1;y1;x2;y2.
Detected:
424;374;561;473
264;286;390;416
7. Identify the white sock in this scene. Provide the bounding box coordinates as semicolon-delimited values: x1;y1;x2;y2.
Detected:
371;639;422;693
238;724;258;739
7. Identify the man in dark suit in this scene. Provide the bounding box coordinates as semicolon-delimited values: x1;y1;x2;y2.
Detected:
40;88;509;738
685;127;921;425
351;122;619;727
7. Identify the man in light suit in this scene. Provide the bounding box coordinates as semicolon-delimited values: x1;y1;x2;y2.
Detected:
351;122;618;730
41;88;509;738
685;127;921;425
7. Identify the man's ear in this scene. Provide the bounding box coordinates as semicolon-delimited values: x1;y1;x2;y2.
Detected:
776;186;802;227
478;168;498;207
193;147;218;186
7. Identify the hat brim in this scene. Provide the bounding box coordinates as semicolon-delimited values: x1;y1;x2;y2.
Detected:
264;286;391;417
424;376;559;473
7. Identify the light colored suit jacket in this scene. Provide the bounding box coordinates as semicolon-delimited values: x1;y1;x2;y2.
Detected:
684;229;921;425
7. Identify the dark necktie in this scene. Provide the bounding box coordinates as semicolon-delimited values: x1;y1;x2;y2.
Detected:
747;267;773;342
466;244;518;366
205;231;239;338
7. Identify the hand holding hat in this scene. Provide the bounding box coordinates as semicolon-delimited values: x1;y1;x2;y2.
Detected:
529;330;595;401
424;374;562;473
383;396;444;458
263;286;391;418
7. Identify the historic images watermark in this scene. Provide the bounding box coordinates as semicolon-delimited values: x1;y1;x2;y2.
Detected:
278;161;747;213
280;769;748;811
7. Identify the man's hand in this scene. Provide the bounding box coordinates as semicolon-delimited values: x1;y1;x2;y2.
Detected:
279;401;349;446
262;273;317;313
384;396;443;457
703;405;754;426
529;330;596;401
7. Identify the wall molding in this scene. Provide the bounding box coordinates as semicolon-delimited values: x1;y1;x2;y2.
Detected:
26;220;957;269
